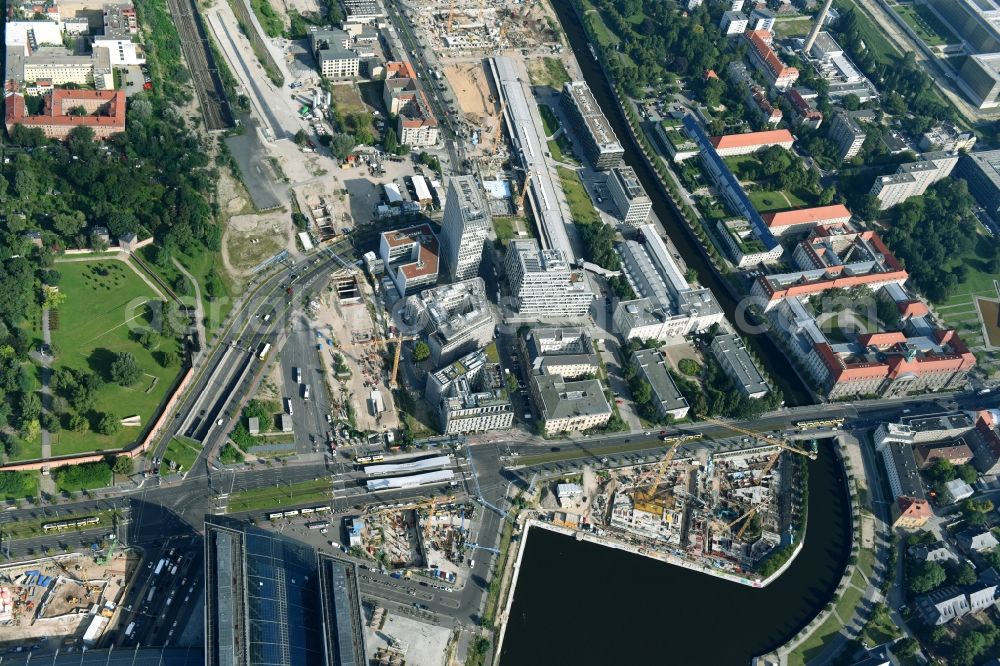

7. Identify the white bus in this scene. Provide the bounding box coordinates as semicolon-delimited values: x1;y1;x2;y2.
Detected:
258;343;271;360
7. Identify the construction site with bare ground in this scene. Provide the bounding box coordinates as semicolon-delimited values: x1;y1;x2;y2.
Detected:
535;431;814;581
0;546;135;651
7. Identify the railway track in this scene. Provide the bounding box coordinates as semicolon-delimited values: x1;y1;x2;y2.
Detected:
167;0;234;131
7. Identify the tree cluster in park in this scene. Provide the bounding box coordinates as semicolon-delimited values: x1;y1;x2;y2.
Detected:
53;460;112;492
731;147;821;198
577;220;621;271
579;0;735;97
883;179;989;302
832;8;954;128
3;94;220;258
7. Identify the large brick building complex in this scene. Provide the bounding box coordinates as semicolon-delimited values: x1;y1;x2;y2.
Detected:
5;89;126;140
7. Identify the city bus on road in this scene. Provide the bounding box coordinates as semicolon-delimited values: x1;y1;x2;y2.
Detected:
305;521;327;530
258;343;271;360
355;454;384;465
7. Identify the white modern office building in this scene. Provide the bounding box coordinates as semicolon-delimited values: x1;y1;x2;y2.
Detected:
505;239;593;318
441;175;491;280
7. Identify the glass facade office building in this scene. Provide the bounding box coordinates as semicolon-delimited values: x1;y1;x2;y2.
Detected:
205;516;363;666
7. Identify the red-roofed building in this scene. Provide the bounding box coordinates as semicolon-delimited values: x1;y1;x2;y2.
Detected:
384;60;416;80
708;128;794;156
761;204;851;236
808;327;976;399
749;87;782;125
968;412;1000;474
5;90;125;140
893;496;932;529
897;300;930;320
753;229;909;309
786;88;823;129
379;224;439;296
744;30;799;90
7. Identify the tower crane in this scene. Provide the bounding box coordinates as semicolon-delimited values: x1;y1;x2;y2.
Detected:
352;334;417;388
702;416;817;461
703;417;815;540
424;496;437;545
631;438;685;514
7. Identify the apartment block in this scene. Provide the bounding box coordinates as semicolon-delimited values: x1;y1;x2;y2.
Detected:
441;175;491;280
562;81;624;169
379;224;439;296
504;239;592;318
310;28;359;79
521;327;600;380
720;10;748;35
531;375;612;435
397;90;439;147
606;165;652;225
425;349;512;434
829;112;866;161
869;152;959;210
749;7;776;32
404;278;494;366
631;349;690;420
710;334;770;398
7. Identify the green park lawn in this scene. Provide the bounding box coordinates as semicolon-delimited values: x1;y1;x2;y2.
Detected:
747;188;812;213
227;478;334;514
163;436;202;475
774;16;815;37
136;245;232;335
538;104;560;137
46;259;185;456
834;0;900;63
895;4;958;47
528;57;572;88
556;166;601;226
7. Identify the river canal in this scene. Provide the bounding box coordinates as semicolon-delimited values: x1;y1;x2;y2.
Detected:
547;0;810;404
497;6;854;662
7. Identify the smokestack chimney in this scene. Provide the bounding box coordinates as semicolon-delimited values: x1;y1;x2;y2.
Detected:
803;0;834;55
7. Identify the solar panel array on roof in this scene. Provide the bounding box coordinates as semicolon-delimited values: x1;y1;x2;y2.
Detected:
0;648;205;666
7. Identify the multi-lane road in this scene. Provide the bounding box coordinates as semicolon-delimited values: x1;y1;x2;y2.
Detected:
1;229;996;648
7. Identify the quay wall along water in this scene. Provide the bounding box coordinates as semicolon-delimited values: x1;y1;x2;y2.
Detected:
498;438;850;665
554;0;812;405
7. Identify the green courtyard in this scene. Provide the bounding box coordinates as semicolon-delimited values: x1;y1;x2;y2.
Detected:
931;233;1000;376
43;259;185;457
894;4;959;47
556;166;601;226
